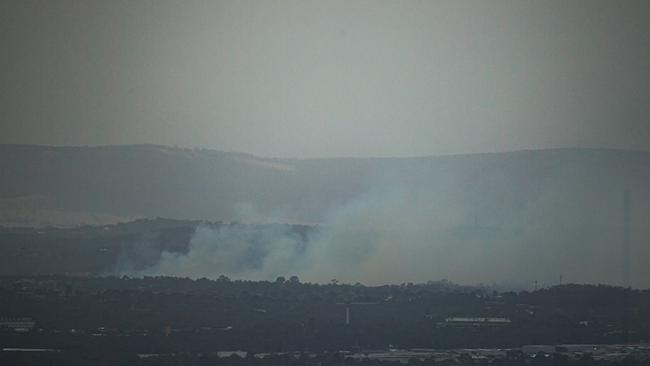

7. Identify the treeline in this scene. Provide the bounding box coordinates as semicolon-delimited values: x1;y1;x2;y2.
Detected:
1;276;649;352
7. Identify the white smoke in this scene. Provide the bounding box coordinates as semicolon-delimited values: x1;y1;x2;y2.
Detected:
135;179;650;288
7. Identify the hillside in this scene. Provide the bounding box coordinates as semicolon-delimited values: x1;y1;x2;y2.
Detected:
1;144;648;225
2;145;650;287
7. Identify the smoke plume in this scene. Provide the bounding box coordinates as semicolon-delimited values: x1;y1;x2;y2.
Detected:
135;176;650;288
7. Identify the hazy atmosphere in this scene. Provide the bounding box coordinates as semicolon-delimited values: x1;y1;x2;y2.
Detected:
3;1;650;362
2;0;649;157
1;0;650;287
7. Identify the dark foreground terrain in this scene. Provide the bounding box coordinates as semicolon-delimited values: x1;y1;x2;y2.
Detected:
1;275;649;365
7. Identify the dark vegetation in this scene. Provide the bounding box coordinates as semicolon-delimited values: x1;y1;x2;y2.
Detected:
0;219;649;365
2;145;650;364
1;275;649;364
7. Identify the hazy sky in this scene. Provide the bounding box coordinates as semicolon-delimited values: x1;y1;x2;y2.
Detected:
1;0;649;158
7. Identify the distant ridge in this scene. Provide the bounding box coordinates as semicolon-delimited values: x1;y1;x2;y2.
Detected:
1;144;649;226
2;144;650;286
3;143;649;160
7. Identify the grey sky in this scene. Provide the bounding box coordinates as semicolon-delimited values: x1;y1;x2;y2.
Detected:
1;0;649;158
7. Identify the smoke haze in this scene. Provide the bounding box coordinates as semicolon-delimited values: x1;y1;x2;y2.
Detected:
139;165;650;288
3;0;650;288
2;0;649;158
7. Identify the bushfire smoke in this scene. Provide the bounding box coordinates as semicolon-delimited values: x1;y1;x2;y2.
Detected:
133;177;650;288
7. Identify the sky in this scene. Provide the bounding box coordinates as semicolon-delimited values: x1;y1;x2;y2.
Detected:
1;0;649;158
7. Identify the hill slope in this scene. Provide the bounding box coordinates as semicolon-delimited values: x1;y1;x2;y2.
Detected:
1;144;648;226
2;145;650;286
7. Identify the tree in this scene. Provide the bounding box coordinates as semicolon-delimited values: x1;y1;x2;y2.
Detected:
217;275;231;282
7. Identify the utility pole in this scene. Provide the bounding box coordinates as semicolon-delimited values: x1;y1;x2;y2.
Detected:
622;190;631;343
345;306;350;326
623;190;631;287
336;302;379;326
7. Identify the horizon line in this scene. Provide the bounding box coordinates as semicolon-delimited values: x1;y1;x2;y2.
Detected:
1;142;649;161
